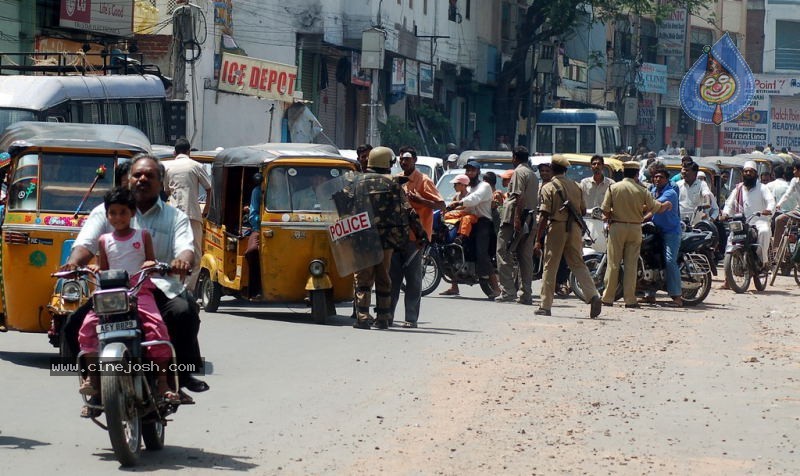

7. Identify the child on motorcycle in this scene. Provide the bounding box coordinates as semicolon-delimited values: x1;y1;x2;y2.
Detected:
78;187;179;406
444;174;478;243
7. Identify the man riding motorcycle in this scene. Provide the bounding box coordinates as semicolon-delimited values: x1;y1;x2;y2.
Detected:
720;161;774;270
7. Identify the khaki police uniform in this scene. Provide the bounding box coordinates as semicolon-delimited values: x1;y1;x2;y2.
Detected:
538;160;599;311
600;167;666;305
496;162;539;301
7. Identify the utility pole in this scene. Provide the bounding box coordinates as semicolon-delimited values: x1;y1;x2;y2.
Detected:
362;27;386;146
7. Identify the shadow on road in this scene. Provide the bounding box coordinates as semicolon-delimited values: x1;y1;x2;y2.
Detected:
0;351;54;370
97;445;258;472
222;308;354;327
0;434;50;450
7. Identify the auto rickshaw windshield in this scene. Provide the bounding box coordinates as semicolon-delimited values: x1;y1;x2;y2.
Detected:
266;165;351;212
8;152;115;212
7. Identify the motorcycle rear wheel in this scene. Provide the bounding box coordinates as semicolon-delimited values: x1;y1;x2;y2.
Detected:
478;278;495;298
724;251;751;294
102;373;141;466
420;249;442;297
142;419;165;450
753;267;768;291
571;257;616;303
680;271;711;306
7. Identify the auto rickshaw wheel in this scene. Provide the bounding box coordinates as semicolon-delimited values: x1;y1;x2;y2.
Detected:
310;290;330;324
199;270;221;313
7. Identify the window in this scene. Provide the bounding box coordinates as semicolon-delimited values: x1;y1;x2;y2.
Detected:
424;0;427;14
8;154;38;211
449;0;457;21
580;125;596;153
600;126;617;154
80;102;100;124
34;153;115;212
0;109;35;135
776;20;800;70
124;103;141;131
640;19;657;63
105;102;123;125
690;28;714;66
554;128;577;153
465;0;470;19
536;125;552;153
143;101;165;144
266;166;349;212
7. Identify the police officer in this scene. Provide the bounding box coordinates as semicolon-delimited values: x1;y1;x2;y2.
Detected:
353;146;425;329
534;154;603;318
496;146;539;304
600;161;672;308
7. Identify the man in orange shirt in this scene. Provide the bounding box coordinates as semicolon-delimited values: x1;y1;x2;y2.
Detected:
390;146;445;328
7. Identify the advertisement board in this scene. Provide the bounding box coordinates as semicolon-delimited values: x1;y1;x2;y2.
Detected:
217;53;298;102
59;0;134;37
637;63;667;94
657;8;687;57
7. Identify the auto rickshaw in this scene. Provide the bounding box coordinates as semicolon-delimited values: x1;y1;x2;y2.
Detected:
456;150;514;169
0;122;150;348
196;143;358;324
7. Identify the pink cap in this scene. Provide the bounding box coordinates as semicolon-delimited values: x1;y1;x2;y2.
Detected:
450;174;470;185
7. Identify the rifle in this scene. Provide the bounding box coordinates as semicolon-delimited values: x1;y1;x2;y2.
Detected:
552;180;589;236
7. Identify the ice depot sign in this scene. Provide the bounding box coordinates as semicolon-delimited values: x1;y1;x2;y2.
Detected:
722;75;800;153
218;53;297;102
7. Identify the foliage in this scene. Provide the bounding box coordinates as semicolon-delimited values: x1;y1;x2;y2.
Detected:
414;103;451;157
378;116;423;153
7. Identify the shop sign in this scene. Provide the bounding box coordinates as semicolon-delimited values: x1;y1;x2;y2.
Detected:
637;63;667;94
218;53;297;102
59;0;134;37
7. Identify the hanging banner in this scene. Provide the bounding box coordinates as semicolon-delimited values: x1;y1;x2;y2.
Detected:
391;58;406;97
351;52;371;87
217;53;298;102
406;60;419;96
657;8;687;57
59;0;134;37
679;33;755;125
419;63;434;99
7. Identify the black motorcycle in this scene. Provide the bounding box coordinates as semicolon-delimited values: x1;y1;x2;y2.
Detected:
52;263;183;467
420;210;496;297
724;213;770;293
572;222;714;305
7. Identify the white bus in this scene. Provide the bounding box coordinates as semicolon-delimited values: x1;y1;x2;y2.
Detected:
0;74;172;144
533;109;621;156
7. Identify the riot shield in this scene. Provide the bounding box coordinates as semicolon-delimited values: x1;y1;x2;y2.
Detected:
315;171;384;276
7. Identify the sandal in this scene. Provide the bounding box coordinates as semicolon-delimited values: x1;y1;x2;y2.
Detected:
80;396;103;418
162;390;182;405
78;378;98;396
439;288;459;296
178;390;195;405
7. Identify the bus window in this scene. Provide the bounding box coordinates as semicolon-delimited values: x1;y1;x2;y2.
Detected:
143;101;165;144
0;109;36;132
105;101;124;124
554;128;577;153
536;125;552;153
600;126;617;154
81;102;100;124
580;125;595;153
125;103;142;131
8;154;39;211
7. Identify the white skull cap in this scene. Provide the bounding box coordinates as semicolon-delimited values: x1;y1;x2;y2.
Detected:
743;160;758;171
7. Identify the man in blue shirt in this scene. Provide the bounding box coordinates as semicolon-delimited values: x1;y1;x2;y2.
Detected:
642;164;683;307
246;173;263;298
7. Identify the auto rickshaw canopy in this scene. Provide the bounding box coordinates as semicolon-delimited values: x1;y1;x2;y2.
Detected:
0;121;152;154
212;143;344;168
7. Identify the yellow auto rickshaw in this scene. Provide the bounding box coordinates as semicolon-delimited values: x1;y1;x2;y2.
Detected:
0;122;150;348
197;143;358;323
560;153;624;182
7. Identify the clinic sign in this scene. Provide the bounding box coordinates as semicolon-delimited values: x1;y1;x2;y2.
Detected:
218;53;298;102
60;0;133;37
637;63;667;94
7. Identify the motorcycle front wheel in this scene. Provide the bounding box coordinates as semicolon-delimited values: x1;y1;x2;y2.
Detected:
753;266;768;291
420;249;442;296
142;419;165;450
724;250;751;294
680;270;712;306
571;257;607;303
102;373;142;466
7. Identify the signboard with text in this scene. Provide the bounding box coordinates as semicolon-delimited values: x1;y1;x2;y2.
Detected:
59;0;134;37
657;8;687;57
637;63;667;94
217;53;297;102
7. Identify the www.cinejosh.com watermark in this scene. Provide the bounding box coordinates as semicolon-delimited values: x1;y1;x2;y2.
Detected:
50;357;206;376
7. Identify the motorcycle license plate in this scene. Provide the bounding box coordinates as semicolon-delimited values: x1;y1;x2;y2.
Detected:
97;320;137;333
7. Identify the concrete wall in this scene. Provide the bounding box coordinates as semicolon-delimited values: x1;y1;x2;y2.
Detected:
763;0;800;72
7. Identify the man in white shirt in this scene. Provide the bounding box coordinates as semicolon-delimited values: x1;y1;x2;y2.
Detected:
677;161;713;225
773;162;800;248
721;161;774;265
665;141;679;155
580;154;615;209
766;165;790;209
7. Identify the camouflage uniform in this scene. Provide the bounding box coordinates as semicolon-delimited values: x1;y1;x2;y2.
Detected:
353;173;425;327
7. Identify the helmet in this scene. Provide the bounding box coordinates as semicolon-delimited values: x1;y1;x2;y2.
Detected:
368;146;394;169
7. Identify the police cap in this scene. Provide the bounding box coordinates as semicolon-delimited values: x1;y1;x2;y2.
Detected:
623;160;640;170
551;154;570;168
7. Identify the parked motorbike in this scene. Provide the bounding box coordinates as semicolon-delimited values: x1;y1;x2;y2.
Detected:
571;222;714;305
683;205;721;271
420;210;496;297
724;213;770;293
52;263;184;467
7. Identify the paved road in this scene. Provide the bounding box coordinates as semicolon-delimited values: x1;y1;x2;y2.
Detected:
0;272;798;474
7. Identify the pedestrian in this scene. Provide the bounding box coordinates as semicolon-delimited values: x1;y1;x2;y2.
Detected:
536;162;571;294
389;146;444;328
721;161;774;268
496;146;539;305
639;164;683;307
163;137;212;292
676;160;713;223
469;130;482;150
601;161;672;308
356;144;372;172
245;172;264;299
353;146;425;330
533;154;603;317
579;154;615;209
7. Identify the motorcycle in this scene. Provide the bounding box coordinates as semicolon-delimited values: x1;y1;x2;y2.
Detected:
52;263;184;467
682;205;721;270
419;210;496;298
724;213;770;293
571;222;714;305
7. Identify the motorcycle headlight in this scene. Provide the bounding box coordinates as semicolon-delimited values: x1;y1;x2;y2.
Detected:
93;290;130;315
62;281;83;303
729;221;743;233
308;259;326;277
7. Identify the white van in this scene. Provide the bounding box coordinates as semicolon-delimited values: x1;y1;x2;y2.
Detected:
533;109;621;156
